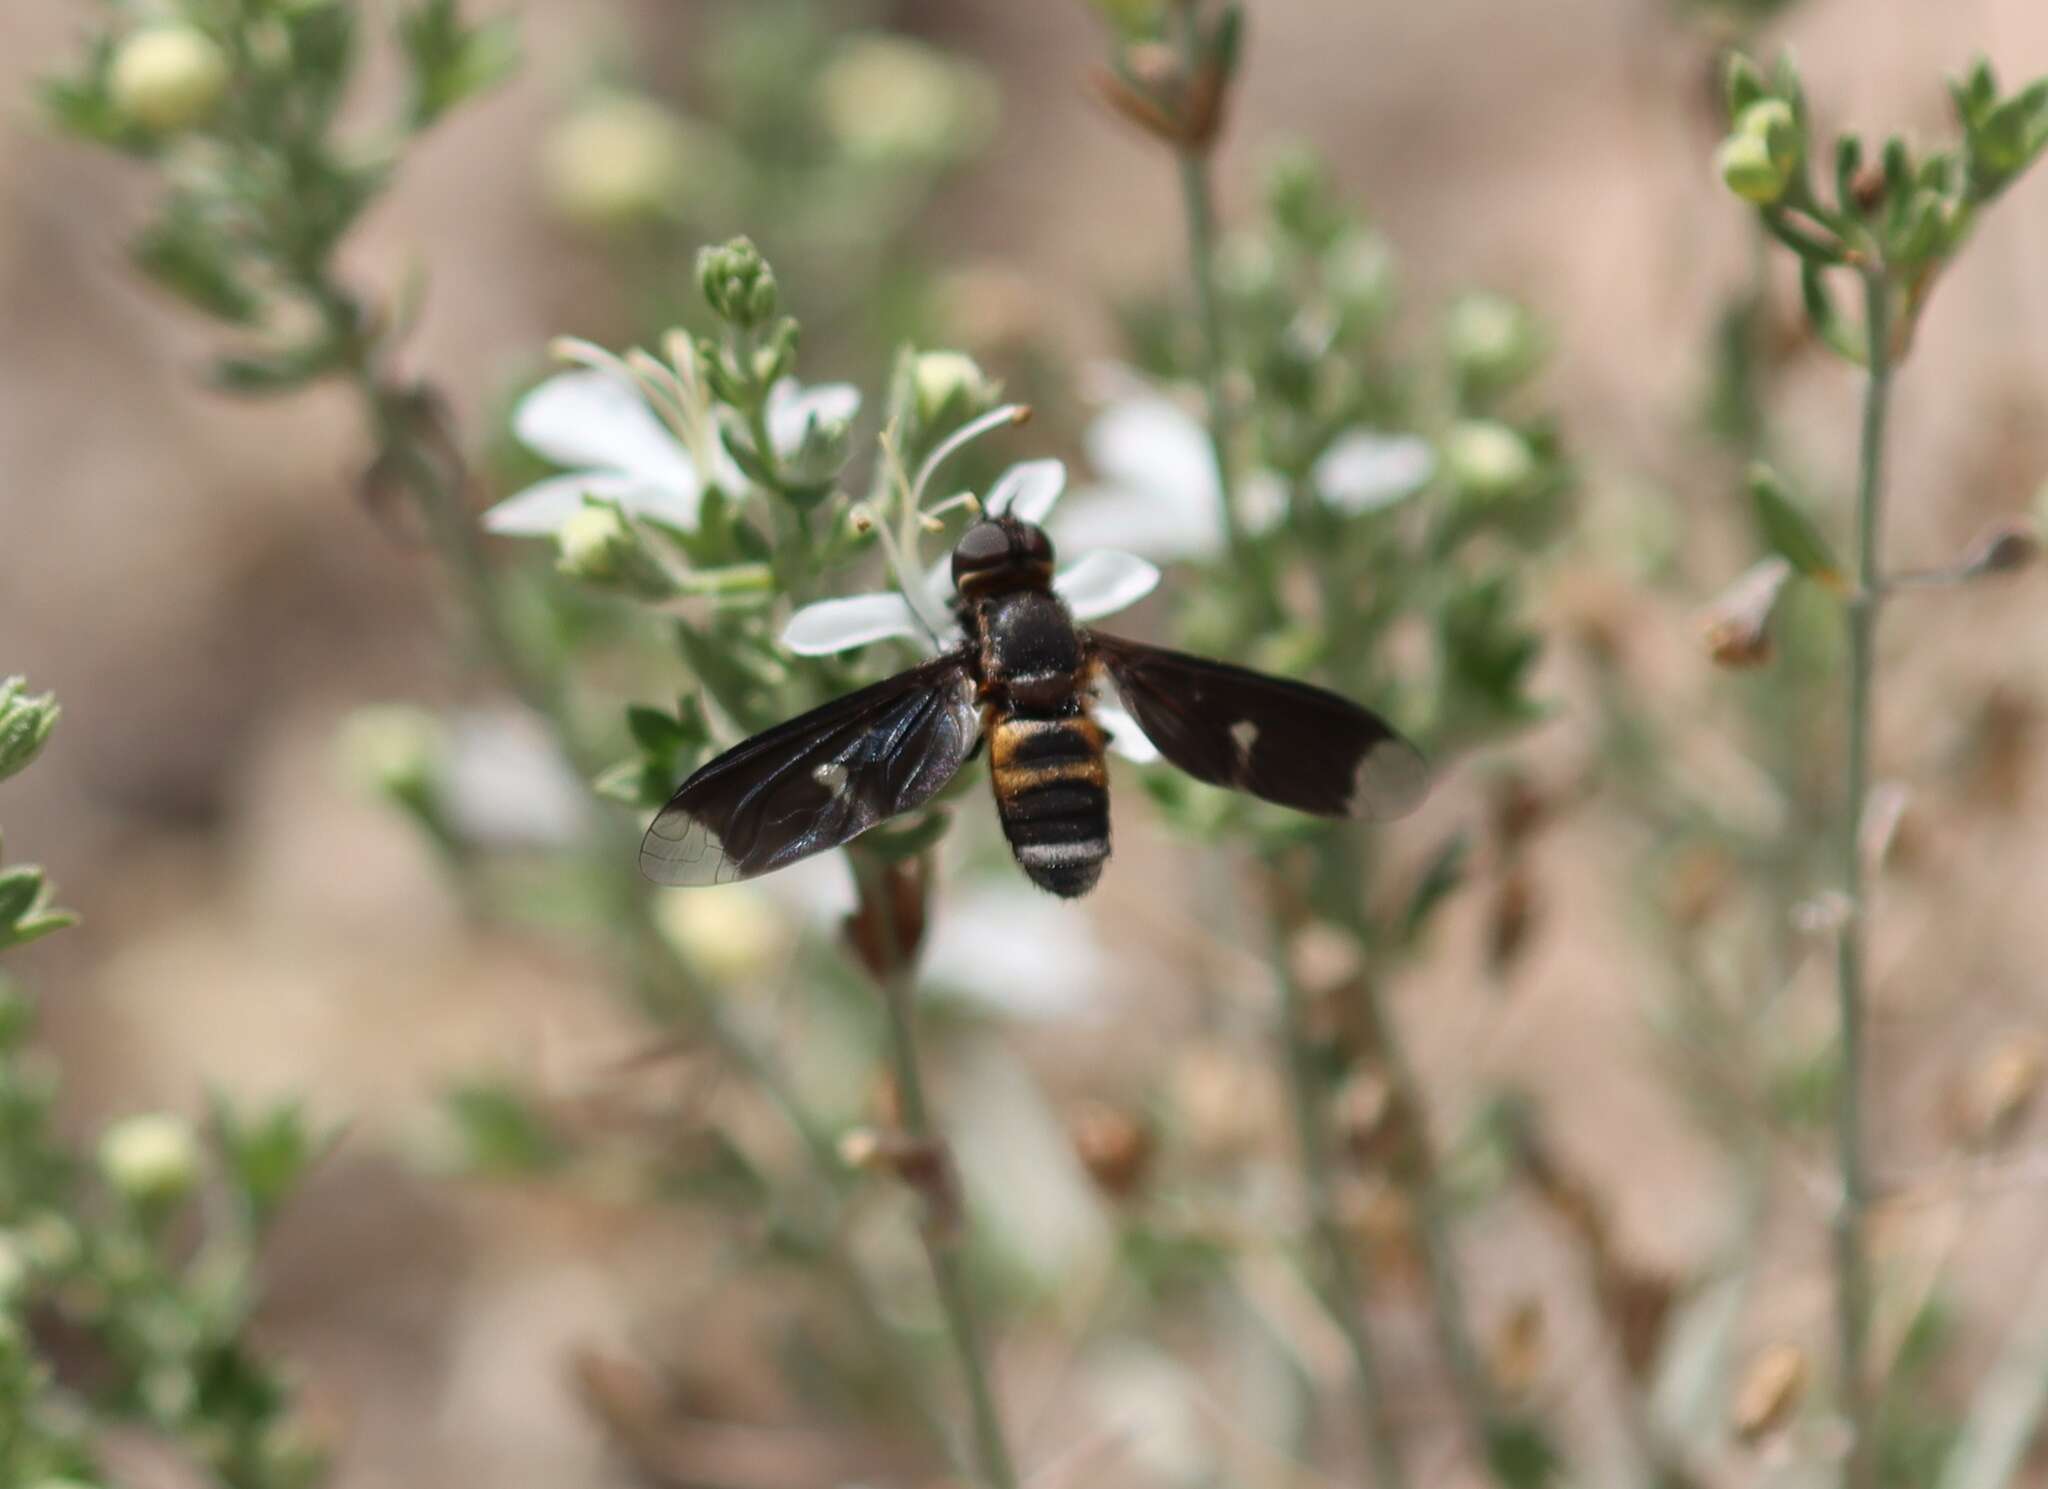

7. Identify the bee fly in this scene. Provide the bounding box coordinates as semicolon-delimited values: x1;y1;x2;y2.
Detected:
640;514;1428;897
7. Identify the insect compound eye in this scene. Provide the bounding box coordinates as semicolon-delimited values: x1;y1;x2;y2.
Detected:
1015;522;1055;566
951;520;1013;586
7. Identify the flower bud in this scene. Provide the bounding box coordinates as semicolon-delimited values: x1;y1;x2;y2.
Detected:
780;413;854;487
110;24;230;133
1445;420;1538;502
912;350;998;427
1731;1341;1808;1442
555;506;676;597
819;36;994;164
541;96;702;229
1325;229;1397;325
99;1113;200;1209
338;704;447;812
655;885;785;985
1068;1100;1154;1200
697;237;777;329
0;677;58;783
1719;100;1799;205
1699;556;1794;669
1445;292;1541;391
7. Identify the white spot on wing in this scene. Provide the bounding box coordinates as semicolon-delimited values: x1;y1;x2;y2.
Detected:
1229;719;1259;769
812;761;849;795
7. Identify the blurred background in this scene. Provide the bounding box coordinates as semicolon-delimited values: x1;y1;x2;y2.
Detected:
8;0;2048;1485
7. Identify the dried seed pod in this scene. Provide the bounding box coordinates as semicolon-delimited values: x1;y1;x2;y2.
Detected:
1731;1341;1809;1443
1489;1298;1548;1402
1069;1100;1155;1200
1955;1036;2045;1148
1699;556;1795;669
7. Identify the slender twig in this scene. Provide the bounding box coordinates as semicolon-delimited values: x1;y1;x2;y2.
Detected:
1272;929;1408;1489
1350;967;1521;1482
1169;6;1266;606
1835;266;1893;1489
866;860;1018;1489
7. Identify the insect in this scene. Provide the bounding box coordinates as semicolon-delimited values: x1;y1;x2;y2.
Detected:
639;514;1428;897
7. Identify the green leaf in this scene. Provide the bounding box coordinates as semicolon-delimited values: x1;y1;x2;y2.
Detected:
626;704;688;757
1400;831;1471;946
443;1080;566;1176
1748;464;1844;585
1484;1414;1562;1488
1798;260;1865;363
0;910;78;952
133;209;260;324
1724;52;1768;120
0;677;58;781
211;338;348;397
0;866;47;927
399;0;519;130
212;1094;335;1228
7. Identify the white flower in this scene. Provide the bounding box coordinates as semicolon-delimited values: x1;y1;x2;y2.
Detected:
483;366;859;539
1055;392;1436;562
782;459;1160;653
779;458;1164;763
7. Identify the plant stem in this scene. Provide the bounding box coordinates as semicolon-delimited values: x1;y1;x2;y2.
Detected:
1351;967;1520;1483
874;950;1018;1489
1273;935;1408;1489
1835;268;1892;1489
1176;149;1250;560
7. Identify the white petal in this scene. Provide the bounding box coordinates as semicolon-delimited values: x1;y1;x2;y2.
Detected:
514;370;699;490
1053;550;1160;621
1084;396;1219;513
1053;485;1227;563
780;592;928;655
1093;701;1160;764
986;459;1067;523
482;471;644;536
1313;432;1436;514
766;380;862;454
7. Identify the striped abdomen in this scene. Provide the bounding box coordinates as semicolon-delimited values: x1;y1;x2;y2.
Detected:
989;712;1110;898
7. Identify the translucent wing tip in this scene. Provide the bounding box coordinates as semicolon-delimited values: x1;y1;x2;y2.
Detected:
1349;735;1430;822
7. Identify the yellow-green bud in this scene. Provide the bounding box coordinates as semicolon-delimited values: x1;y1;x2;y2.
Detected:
1719;100;1799;205
1445;292;1540;389
1446;420;1537;501
540;96;699;228
110;25;230;133
556;505;676;597
655;886;786;985
1717;132;1786;204
338;705;446;807
99;1113;200;1208
912;350;997;426
818;36;994;164
1326;229;1396;323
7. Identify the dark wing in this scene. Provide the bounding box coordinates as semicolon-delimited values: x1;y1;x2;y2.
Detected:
640;655;982;886
1088;632;1427;822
